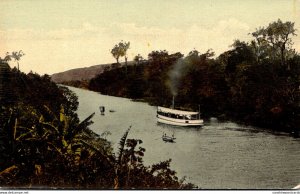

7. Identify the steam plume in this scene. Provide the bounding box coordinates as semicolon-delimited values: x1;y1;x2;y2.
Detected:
167;58;189;96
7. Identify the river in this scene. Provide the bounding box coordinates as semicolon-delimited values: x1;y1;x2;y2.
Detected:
69;86;300;189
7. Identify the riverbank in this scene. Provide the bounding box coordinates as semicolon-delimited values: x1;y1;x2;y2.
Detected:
61;83;300;138
0;65;196;189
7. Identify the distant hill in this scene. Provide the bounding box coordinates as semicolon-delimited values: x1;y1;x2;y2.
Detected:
51;61;135;83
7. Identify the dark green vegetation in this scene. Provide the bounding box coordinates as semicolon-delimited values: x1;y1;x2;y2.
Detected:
60;79;90;89
0;62;195;189
89;20;300;134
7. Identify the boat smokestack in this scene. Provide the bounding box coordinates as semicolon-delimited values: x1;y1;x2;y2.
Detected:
172;95;175;109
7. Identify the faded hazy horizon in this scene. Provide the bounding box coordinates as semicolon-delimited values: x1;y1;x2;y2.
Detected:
1;0;300;75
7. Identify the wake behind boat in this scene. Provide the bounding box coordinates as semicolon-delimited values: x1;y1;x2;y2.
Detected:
157;106;204;127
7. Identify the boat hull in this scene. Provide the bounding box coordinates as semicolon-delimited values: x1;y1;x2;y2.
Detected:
162;136;176;142
157;115;204;127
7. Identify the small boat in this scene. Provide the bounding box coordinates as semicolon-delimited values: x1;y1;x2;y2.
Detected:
99;106;105;115
157;106;204;127
162;133;176;143
109;109;116;113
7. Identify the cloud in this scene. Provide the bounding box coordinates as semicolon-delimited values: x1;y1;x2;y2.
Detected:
0;22;101;41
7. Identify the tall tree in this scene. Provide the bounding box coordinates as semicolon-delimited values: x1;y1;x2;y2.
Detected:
111;41;130;75
251;19;296;69
119;41;130;75
111;45;121;64
10;50;25;71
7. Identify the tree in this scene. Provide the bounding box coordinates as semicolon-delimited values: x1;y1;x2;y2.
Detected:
111;41;130;75
133;54;143;66
11;50;25;71
0;52;12;63
148;50;169;62
186;49;214;64
118;41;130;64
1;51;25;71
119;41;130;75
251;19;296;69
111;45;121;64
0;61;14;106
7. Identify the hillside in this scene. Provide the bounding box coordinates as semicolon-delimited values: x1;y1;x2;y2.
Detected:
51;64;110;83
51;61;136;83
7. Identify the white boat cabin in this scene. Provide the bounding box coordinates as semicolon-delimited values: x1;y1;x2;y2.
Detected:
157;106;204;126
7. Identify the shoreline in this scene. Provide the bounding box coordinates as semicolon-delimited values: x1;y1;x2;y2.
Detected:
63;84;299;138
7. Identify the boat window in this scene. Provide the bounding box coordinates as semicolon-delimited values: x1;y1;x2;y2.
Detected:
158;110;196;120
171;113;176;118
191;114;198;120
157;111;165;116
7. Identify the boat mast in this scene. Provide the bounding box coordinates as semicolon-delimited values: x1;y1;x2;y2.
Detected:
172;95;175;109
198;105;201;119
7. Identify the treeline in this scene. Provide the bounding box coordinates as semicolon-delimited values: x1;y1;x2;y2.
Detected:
0;62;195;189
89;20;300;133
60;79;90;89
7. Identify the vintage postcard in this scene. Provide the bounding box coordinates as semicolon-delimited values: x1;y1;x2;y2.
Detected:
0;0;300;191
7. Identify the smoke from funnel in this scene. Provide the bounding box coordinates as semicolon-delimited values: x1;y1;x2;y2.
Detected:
167;58;189;96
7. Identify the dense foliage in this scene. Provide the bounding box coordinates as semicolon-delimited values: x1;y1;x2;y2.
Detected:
60;80;89;89
89;20;300;134
0;63;195;189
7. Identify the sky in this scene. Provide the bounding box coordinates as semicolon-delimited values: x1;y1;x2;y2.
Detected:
0;0;300;75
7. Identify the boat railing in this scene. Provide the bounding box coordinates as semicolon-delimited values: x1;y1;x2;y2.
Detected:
157;110;201;120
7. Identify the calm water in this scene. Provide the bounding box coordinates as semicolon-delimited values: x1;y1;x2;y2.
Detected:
69;86;300;189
